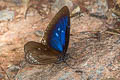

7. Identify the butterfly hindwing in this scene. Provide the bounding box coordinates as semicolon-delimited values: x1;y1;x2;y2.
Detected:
24;41;60;65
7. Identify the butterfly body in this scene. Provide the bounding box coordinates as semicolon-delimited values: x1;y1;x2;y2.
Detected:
24;6;70;65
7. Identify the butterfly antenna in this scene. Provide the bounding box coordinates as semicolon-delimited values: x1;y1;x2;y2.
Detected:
63;61;75;69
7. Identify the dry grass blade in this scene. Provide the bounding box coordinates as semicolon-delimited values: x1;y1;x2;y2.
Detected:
23;0;53;19
0;65;11;80
105;28;120;35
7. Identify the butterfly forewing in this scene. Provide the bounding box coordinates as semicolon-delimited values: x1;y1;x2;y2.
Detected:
42;6;70;53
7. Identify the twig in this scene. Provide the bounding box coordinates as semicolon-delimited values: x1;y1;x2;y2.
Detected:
0;65;11;80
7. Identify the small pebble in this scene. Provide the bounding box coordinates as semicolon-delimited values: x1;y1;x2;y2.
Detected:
0;9;14;21
0;73;4;79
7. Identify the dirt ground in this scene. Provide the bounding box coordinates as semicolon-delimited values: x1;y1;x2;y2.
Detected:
0;0;120;80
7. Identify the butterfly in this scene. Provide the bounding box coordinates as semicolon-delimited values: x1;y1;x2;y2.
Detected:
24;6;70;65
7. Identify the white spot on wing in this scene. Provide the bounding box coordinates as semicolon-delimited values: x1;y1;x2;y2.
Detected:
27;53;39;64
61;30;64;32
38;48;41;50
58;28;60;31
56;33;59;37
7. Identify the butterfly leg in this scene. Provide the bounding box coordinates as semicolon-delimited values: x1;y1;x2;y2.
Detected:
63;60;75;69
48;64;55;72
67;54;76;60
63;61;83;74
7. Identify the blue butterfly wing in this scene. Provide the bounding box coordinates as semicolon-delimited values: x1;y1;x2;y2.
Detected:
42;6;70;53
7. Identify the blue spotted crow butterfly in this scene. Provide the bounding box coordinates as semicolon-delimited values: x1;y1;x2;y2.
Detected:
24;6;70;65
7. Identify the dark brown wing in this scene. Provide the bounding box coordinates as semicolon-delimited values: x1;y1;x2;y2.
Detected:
24;41;61;65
